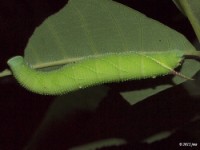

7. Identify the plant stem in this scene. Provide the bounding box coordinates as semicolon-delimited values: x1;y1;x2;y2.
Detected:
185;50;200;58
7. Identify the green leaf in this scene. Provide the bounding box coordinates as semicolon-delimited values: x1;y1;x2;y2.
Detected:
142;131;173;144
122;59;200;105
24;0;195;67
172;0;200;42
22;0;199;101
183;70;200;97
69;138;126;150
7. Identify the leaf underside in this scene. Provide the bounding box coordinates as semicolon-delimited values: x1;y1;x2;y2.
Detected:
23;0;199;101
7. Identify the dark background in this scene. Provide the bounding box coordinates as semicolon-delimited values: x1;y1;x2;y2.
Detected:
0;0;200;150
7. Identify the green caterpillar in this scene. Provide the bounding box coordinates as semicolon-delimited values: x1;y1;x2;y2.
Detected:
7;50;187;95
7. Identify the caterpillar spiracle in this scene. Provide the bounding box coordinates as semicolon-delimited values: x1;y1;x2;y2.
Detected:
7;51;186;95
